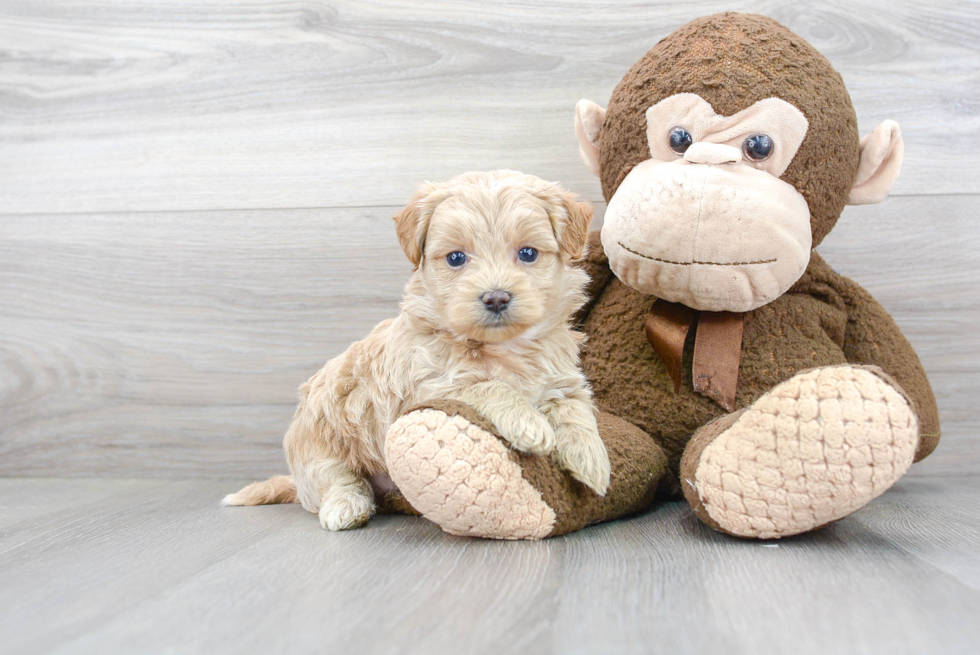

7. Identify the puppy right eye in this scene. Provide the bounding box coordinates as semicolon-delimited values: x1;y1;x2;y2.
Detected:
446;251;467;267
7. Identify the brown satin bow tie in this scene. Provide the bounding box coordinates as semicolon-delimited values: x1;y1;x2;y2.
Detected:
644;300;744;411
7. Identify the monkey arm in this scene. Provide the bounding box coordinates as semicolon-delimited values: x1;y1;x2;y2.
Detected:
828;266;940;461
575;230;615;325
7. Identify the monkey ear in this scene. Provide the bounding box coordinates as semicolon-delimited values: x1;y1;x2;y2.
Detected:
847;120;904;205
393;182;442;268
575;99;607;177
551;191;595;260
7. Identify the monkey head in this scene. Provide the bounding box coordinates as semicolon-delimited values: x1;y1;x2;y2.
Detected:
575;13;904;312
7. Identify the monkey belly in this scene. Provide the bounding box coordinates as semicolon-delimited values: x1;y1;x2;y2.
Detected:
581;278;849;493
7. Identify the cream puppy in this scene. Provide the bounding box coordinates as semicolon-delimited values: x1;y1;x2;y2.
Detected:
224;170;610;531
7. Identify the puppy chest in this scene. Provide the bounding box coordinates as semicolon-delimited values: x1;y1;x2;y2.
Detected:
408;355;557;408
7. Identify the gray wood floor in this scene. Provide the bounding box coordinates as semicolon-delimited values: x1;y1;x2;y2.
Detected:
2;1;979;653
2;477;979;654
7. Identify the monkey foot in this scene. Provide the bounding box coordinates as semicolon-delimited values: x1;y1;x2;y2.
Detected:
681;365;919;539
385;400;666;540
385;402;556;539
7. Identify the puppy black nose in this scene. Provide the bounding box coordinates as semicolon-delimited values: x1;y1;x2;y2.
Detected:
481;290;512;313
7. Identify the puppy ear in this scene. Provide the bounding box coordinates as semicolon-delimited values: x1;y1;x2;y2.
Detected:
393;182;443;267
550;190;594;260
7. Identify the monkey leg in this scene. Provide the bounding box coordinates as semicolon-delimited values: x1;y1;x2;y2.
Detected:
384;400;667;540
680;364;919;539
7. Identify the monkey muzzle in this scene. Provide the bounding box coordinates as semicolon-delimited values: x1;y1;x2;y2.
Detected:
601;157;812;312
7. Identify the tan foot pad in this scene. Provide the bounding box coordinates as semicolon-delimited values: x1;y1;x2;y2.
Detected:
690;366;918;539
385;408;556;540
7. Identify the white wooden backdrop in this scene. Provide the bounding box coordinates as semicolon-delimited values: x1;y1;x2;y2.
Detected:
2;0;978;478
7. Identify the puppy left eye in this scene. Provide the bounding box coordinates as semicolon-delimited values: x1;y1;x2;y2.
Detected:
517;247;538;263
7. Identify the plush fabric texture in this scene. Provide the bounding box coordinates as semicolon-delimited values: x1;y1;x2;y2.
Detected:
385;403;556;539
643;94;809;177
386;400;666;539
373;488;422;516
680;365;918;539
601;156;813;311
382;12;938;541
575;99;606;176
580;232;940;490
517;409;667;537
677;409;745;534
598;12;860;247
848;120;905;205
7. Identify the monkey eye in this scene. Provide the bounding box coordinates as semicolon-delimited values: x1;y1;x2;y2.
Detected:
669;127;693;155
742;134;774;162
446;251;467;267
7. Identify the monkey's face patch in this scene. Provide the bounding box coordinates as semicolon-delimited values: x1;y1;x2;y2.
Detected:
599;94;812;312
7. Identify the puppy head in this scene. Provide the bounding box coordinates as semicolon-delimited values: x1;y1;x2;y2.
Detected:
394;170;593;343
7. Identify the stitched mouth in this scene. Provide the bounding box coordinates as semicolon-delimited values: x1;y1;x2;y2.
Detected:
618;241;776;266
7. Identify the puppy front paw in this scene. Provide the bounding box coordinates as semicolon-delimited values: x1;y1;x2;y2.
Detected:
553;427;611;496
318;491;374;531
496;411;556;456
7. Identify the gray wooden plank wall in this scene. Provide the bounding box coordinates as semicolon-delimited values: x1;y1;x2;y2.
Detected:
1;0;979;479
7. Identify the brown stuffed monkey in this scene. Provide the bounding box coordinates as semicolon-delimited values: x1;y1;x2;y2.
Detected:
384;12;940;540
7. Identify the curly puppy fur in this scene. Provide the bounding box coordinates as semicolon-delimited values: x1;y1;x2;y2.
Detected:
224;170;609;530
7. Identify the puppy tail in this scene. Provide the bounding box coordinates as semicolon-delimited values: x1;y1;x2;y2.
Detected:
222;475;297;506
